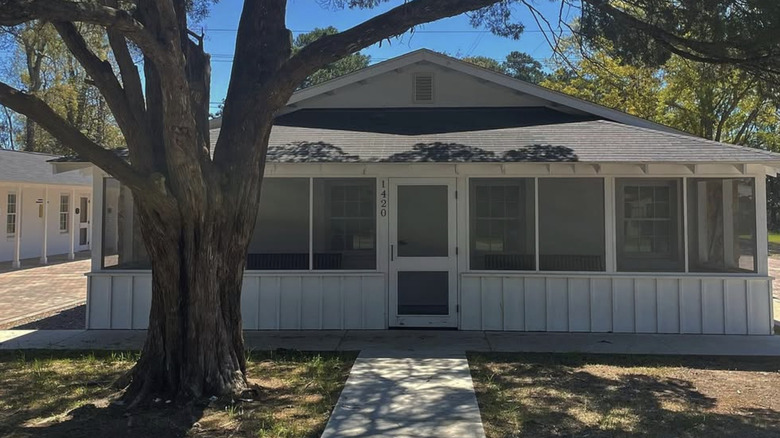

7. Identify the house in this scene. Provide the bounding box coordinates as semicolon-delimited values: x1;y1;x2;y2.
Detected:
56;49;779;334
0;149;92;266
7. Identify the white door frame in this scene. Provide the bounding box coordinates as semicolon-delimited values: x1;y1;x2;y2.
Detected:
388;177;458;328
77;195;90;251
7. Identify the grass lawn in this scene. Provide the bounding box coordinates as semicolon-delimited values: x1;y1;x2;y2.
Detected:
469;353;780;438
0;350;356;438
768;231;780;245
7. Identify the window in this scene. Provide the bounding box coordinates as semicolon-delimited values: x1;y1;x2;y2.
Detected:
59;195;69;232
313;178;376;269
616;179;684;272
102;178;150;269
247;178;310;270
539;178;605;271
688;178;756;273
6;193;16;235
469;178;535;270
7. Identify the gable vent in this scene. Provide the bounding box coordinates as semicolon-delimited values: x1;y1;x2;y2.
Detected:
413;73;434;103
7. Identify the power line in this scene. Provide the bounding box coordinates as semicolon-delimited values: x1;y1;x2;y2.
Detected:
203;28;565;34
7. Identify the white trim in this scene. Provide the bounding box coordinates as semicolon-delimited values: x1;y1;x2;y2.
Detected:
69;188;77;259
756;175;768;276
534;177;540;272
683;177;690;273
41;186;48;264
388;177;458;328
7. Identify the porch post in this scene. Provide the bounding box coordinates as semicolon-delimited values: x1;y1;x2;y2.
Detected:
41;186;48;264
69;187;76;260
12;184;22;268
91;170;103;271
756;175;768;276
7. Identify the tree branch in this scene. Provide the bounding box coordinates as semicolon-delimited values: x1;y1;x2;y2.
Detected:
0;81;151;192
277;0;502;101
0;0;168;67
104;0;146;124
53;22;147;144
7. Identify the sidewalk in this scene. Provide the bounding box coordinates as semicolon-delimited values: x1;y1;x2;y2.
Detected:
322;350;485;438
2;329;780;356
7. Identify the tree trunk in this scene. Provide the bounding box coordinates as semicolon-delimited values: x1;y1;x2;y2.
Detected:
123;187;259;403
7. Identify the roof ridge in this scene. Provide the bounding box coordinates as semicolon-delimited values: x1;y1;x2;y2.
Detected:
594;120;780;160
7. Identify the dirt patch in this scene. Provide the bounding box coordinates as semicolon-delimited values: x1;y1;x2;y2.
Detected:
469;353;780;438
0;350;356;438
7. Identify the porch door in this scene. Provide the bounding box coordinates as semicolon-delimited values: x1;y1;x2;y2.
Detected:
77;196;90;251
389;178;457;328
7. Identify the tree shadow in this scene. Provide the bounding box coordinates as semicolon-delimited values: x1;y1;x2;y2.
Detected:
470;353;780;437
381;142;578;163
11;305;86;330
267;141;361;162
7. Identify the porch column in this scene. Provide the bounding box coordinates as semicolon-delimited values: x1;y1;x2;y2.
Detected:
41;186;48;264
756;175;768;276
12;185;22;269
69;188;76;260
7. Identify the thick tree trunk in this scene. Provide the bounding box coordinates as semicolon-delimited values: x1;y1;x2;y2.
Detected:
123;189;258;403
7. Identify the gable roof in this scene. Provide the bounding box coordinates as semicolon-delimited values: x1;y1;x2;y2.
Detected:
208;108;780;164
210;49;683;134
0;149;91;186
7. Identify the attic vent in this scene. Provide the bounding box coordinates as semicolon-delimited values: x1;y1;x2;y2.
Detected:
413;73;434;103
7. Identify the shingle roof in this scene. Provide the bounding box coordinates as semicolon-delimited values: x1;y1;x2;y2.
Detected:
208;108;780;164
0;149;91;186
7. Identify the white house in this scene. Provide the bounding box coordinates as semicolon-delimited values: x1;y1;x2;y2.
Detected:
57;50;780;334
0;149;92;266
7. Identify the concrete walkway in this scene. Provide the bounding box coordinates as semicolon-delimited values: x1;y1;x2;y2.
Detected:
2;329;780;356
322;350;485;438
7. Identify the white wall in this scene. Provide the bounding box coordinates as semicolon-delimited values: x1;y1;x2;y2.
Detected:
460;274;773;334
0;184;92;263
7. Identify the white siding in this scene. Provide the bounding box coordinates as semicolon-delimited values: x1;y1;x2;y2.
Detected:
460;274;773;335
87;272;386;330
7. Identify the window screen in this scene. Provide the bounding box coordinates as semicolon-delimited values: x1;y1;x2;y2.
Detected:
616;178;684;272
247;178;310;270
539;178;605;271
313;178;376;270
469;178;535;270
688;178;756;273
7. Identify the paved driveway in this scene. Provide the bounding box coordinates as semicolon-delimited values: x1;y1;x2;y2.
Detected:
0;256;89;329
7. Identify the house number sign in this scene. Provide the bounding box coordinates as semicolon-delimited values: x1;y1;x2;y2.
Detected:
379;180;388;217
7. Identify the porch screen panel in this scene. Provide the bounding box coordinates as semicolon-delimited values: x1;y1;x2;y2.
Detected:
313;178;376;270
615;178;684;272
469;178;535;270
101;178;150;269
539;178;605;271
688;178;756;273
248;178;310;270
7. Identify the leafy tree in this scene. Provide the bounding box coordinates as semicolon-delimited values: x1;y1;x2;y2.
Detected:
503;51;547;83
461;55;507;73
0;0;777;406
1;21;123;152
462;51;547;83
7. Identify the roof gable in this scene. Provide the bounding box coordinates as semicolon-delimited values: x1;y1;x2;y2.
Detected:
220;49;680;134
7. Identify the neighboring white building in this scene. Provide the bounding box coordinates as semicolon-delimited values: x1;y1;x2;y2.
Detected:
0;149;92;266
56;50;780;335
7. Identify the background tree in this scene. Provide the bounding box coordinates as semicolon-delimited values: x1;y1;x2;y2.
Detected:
462;51;547;83
0;21;123;152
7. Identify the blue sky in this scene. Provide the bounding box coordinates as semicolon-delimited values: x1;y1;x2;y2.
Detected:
201;0;577;111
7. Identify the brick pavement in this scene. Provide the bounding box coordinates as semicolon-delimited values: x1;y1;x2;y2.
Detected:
0;254;89;329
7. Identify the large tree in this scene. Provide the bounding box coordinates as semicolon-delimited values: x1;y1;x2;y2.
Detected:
0;0;778;406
